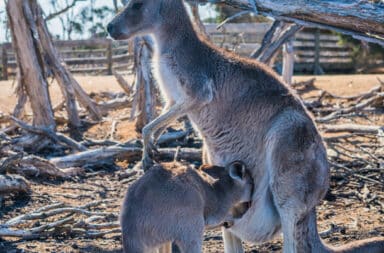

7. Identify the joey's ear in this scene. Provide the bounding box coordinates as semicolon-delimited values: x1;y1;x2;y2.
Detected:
228;161;246;181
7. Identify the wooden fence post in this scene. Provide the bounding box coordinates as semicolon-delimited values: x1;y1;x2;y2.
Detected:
282;37;294;85
313;28;324;75
2;46;8;80
107;40;113;75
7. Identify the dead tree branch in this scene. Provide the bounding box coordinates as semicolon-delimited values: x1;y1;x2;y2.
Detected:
192;0;384;46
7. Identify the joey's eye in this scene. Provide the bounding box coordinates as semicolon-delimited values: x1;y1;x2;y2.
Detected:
132;2;143;10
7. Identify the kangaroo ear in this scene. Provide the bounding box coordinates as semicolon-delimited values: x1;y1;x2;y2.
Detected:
228;161;246;181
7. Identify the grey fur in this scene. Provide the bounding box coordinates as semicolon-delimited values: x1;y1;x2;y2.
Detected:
120;162;253;253
108;1;384;252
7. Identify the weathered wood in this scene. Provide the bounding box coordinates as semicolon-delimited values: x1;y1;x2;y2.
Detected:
49;143;202;169
134;37;157;132
113;70;132;95
1;46;8;80
0;175;30;194
194;0;384;46
322;124;383;135
251;22;302;64
107;40;113;75
10;116;87;152
7;0;56;129
31;1;81;129
282;37;294;84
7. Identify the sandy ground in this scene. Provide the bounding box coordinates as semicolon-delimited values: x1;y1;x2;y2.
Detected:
0;74;383;113
0;74;383;253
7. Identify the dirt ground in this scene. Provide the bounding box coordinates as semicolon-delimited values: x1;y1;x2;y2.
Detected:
0;74;383;253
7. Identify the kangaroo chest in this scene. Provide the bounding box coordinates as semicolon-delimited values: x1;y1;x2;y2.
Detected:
153;55;186;105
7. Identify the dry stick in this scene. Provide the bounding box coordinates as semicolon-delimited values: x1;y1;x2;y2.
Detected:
10;116;87;151
322;124;383;135
323;85;381;101
109;120;118;141
329;161;382;185
113;70;132;95
156;130;190;145
98;96;132;114
5;199;117;226
217;11;252;30
317;93;384;123
74;220;120;230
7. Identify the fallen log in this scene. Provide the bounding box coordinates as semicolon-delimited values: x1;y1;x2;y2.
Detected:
15;156;84;179
10;116;87;152
0;174;30;194
193;0;384;46
50;143;202;169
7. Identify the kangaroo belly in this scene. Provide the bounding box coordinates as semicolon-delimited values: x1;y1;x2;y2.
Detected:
229;184;282;243
188;107;284;243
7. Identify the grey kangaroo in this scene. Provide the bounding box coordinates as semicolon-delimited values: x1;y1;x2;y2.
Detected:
108;0;384;252
120;161;253;253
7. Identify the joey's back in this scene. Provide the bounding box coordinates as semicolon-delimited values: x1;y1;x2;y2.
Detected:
120;162;252;252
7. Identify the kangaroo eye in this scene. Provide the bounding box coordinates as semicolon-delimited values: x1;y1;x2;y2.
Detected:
132;2;143;10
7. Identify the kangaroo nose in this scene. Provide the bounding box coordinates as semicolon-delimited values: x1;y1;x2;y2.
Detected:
107;23;115;36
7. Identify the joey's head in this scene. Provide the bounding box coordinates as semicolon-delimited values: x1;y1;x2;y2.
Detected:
200;161;253;204
107;0;185;40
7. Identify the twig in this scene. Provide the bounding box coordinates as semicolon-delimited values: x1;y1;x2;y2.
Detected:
10;116;87;151
329;161;382;185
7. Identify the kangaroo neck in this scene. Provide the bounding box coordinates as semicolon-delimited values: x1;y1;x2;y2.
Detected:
153;6;200;55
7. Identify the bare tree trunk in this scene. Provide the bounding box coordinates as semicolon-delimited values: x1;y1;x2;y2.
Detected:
30;1;81;129
6;0;102;137
134;37;157;132
7;0;55;130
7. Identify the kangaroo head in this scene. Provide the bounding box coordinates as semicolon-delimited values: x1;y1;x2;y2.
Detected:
201;161;253;204
107;0;184;40
226;161;253;203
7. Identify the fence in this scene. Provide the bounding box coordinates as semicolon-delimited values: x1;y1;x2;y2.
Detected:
0;39;133;80
0;23;357;80
205;23;355;73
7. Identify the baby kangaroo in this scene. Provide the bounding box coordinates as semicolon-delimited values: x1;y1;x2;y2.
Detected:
120;161;253;253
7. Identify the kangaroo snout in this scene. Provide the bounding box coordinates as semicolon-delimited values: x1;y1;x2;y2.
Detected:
106;23;116;38
107;22;126;40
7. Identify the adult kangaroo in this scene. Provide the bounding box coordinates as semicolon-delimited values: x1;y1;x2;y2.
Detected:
107;1;384;252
